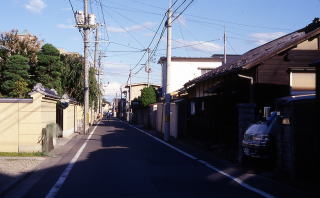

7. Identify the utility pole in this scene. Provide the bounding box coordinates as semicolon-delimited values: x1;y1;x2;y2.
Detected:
224;26;227;64
145;48;151;87
164;3;172;142
83;0;90;134
129;68;132;103
93;26;102;116
97;52;102;115
75;0;96;134
93;25;99;69
120;86;123;119
127;65;132;123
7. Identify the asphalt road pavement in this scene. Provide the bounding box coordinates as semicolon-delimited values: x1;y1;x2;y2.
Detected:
20;118;269;198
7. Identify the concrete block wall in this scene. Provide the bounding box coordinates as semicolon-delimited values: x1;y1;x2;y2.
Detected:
63;103;76;137
0;92;49;152
170;103;178;138
0;102;20;152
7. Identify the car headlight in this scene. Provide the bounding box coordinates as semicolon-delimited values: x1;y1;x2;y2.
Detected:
252;135;269;143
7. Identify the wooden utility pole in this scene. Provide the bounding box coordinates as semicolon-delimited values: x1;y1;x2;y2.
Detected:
83;0;90;134
164;4;172;142
224;26;227;64
146;48;151;87
93;25;99;69
98;52;102;114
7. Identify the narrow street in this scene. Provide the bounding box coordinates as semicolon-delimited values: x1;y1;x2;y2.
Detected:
16;118;267;198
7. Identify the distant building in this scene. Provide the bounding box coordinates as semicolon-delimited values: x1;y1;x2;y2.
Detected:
158;55;239;95
58;48;80;57
102;100;111;113
124;83;160;103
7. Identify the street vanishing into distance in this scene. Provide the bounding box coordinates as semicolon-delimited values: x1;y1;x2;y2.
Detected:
4;117;313;198
6;118;269;198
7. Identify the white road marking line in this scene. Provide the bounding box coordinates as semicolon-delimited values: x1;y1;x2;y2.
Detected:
45;123;100;198
123;121;275;198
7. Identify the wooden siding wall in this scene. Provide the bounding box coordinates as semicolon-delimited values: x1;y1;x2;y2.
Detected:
256;50;320;85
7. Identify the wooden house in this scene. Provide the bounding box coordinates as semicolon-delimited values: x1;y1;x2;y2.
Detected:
179;19;320;160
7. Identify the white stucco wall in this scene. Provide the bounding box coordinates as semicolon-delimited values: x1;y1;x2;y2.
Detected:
161;60;222;94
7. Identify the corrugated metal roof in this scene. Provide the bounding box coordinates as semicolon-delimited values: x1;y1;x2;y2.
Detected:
184;19;320;87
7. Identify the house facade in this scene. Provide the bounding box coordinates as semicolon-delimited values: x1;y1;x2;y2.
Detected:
124;83;160;103
175;19;320;162
158;56;239;95
185;21;320;103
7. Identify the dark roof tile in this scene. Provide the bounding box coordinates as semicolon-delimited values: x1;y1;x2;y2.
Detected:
185;19;320;87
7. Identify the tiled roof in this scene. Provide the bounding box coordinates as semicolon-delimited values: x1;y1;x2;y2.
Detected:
184;19;320;87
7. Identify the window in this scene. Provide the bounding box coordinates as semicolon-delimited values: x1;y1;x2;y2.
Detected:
190;102;196;115
201;101;205;111
290;71;315;95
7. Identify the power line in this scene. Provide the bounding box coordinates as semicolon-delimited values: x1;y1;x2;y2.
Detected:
104;51;143;57
108;8;155;33
108;41;142;50
98;4;162;16
227;40;239;54
105;10;145;48
99;0;110;41
172;0;194;23
108;0;293;32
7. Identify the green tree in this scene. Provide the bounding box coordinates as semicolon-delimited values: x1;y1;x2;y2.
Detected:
13;80;30;98
89;67;100;110
34;44;63;95
140;86;156;107
1;55;30;97
61;54;83;101
61;54;101;109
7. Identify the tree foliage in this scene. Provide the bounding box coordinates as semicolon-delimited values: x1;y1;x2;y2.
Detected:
60;54;101;110
0;29;102;109
140;86;156;107
61;54;83;101
89;67;100;110
34;44;63;95
0;29;41;65
1;55;30;97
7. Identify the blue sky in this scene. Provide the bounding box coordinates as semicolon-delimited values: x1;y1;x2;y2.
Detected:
1;0;320;100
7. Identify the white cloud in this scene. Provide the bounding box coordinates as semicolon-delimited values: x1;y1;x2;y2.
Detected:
174;39;223;52
57;24;75;29
108;22;154;33
249;32;286;45
25;0;46;13
103;82;121;98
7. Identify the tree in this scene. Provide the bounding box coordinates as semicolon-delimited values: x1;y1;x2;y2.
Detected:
34;44;63;95
61;54;101;108
0;29;41;65
1;55;30;97
13;80;30;98
61;54;84;101
89;67;100;110
140;86;156;107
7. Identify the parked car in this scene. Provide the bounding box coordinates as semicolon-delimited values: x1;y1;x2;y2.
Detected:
242;111;280;159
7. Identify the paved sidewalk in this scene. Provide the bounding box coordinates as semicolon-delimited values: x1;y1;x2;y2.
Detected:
0;133;77;196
